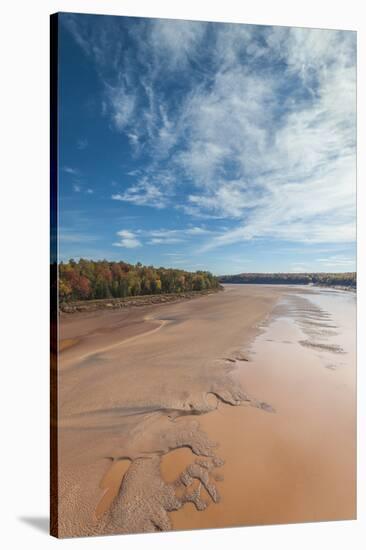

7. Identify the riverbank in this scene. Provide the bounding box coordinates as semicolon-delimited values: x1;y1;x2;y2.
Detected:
59;287;223;314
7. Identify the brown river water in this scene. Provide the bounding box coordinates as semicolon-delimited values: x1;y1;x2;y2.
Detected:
161;286;356;529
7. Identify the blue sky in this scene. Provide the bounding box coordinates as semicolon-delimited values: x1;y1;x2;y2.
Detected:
58;13;356;274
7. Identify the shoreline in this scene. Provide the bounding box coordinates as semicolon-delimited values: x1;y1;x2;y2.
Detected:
219;282;356;292
59;287;223;314
59;289;225;361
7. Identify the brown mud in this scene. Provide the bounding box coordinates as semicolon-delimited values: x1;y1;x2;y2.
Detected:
57;285;356;537
161;290;356;529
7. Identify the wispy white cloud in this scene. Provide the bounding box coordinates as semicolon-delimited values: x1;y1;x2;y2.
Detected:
148;237;183;245
64;17;356;252
63;166;80;175
187;28;356;249
107;83;136;132
113;229;142;248
71;181;94;195
145;227;211;245
62;165;95;195
111;226;212;248
112;178;168;209
146;19;207;71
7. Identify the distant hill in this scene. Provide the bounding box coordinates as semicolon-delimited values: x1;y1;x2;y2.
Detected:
218;272;356;289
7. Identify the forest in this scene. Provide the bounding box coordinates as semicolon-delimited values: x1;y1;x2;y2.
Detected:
59;259;220;302
219;272;356;288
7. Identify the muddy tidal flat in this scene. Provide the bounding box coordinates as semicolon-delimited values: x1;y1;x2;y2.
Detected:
57;285;356;537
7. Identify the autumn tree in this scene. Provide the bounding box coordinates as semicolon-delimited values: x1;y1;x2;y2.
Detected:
58;259;220;302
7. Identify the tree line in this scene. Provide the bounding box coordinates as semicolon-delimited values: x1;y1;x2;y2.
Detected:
219;272;356;288
59;259;220;301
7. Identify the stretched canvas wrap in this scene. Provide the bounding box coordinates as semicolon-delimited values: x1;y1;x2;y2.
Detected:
50;12;357;538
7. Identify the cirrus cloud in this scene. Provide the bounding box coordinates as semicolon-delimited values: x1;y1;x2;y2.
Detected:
63;16;356;255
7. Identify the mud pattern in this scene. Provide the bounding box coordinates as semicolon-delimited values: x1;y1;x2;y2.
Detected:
57;284;284;537
271;294;346;362
299;340;345;354
97;380;272;535
102;422;227;534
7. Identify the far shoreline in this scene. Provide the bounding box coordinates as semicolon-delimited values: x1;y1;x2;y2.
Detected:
59;280;356;315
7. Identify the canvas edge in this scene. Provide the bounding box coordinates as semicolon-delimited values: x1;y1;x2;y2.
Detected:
50;11;59;539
